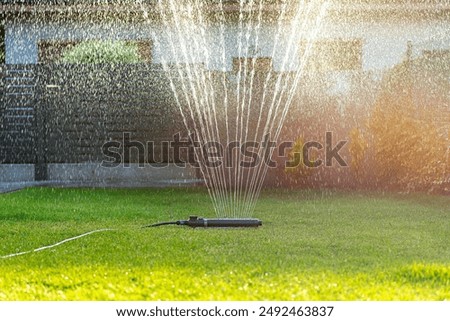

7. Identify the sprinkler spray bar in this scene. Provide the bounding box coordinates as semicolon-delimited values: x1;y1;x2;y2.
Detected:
142;216;262;228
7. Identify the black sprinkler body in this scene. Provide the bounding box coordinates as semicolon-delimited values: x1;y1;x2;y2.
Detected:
143;216;262;228
180;216;262;228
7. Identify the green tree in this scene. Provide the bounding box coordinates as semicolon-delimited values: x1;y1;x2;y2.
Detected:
61;40;143;63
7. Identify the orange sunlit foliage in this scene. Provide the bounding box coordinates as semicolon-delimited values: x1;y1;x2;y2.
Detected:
283;54;449;193
368;59;449;192
348;127;367;183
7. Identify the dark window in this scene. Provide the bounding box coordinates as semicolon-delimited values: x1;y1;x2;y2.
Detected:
134;40;152;63
232;57;273;73
301;39;363;72
38;40;78;63
422;49;450;59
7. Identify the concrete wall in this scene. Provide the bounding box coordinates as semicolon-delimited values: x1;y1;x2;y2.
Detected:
0;163;200;185
0;164;35;182
47;163;199;185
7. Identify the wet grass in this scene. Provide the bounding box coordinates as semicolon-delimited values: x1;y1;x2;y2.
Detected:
0;187;449;300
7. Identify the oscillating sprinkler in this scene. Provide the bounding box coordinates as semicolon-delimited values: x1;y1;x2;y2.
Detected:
143;216;262;228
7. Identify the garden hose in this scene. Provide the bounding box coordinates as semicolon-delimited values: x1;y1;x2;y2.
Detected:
1;216;262;260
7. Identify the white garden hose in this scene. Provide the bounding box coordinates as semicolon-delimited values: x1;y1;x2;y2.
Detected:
0;228;115;259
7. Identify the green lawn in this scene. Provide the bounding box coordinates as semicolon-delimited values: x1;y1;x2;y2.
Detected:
0;187;449;300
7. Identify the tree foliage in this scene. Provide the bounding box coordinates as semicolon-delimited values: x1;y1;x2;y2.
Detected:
368;57;449;192
61;40;143;64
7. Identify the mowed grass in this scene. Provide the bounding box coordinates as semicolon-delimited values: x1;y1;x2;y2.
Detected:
0;187;449;300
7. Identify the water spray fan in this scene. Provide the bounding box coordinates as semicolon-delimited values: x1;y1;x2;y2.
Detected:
143;216;262;228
